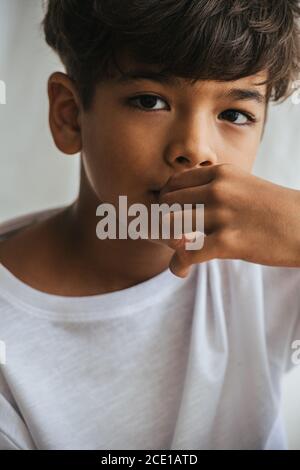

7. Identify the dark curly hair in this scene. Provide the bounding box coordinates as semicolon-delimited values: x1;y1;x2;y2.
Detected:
42;0;300;110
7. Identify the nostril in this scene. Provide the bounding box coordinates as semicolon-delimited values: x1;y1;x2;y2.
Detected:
177;156;188;164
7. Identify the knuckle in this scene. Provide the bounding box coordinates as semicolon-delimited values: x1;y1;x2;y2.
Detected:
215;163;232;178
214;207;228;227
209;180;224;203
215;229;231;255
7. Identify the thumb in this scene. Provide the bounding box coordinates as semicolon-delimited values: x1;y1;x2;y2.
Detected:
169;250;192;277
168;232;197;277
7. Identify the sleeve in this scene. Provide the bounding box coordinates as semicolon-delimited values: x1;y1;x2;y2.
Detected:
0;374;36;450
262;265;300;375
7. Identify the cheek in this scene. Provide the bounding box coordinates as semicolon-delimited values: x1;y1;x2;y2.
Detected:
80;122;126;202
217;131;260;171
80;118;158;204
242;134;261;170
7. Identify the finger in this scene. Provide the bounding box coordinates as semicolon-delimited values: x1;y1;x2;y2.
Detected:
157;208;205;250
169;231;221;277
151;206;218;250
158;183;214;207
160;164;220;195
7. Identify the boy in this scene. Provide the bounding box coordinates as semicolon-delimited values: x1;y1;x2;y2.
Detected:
0;0;300;450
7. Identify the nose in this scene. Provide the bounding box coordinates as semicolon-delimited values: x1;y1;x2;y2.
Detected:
165;113;218;169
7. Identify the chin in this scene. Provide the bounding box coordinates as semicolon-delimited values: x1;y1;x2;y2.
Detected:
148;190;161;203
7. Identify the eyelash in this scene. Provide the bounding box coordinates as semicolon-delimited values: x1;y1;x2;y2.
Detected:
126;94;257;126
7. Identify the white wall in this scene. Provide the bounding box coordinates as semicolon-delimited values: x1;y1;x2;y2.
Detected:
0;0;79;223
0;0;300;449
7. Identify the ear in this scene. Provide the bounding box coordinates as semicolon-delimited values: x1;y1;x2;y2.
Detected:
47;72;82;155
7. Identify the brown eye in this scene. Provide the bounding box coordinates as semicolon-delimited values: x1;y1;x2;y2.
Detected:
219;109;256;126
128;94;168;111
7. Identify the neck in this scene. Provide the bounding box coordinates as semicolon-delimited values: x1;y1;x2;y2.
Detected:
65;164;174;290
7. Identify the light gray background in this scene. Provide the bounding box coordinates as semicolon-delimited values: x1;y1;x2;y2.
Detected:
0;0;300;449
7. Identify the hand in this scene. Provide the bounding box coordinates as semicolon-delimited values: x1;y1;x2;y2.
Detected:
156;163;300;277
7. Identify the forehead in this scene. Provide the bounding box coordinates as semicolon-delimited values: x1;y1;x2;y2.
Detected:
111;49;268;105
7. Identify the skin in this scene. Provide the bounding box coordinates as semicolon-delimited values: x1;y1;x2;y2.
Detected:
0;52;299;294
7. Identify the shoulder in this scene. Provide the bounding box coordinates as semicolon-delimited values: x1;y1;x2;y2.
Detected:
0;206;69;290
0;207;66;242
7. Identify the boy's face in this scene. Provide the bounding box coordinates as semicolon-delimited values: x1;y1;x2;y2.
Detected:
49;53;268;212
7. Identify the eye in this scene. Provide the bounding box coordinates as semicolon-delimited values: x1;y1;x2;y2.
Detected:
127;94;169;112
219;109;257;126
126;96;257;126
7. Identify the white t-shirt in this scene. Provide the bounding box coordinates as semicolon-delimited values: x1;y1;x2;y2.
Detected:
0;208;300;450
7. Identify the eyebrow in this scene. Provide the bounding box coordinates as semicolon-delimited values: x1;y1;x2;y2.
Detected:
114;69;182;87
219;88;266;105
114;69;266;105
